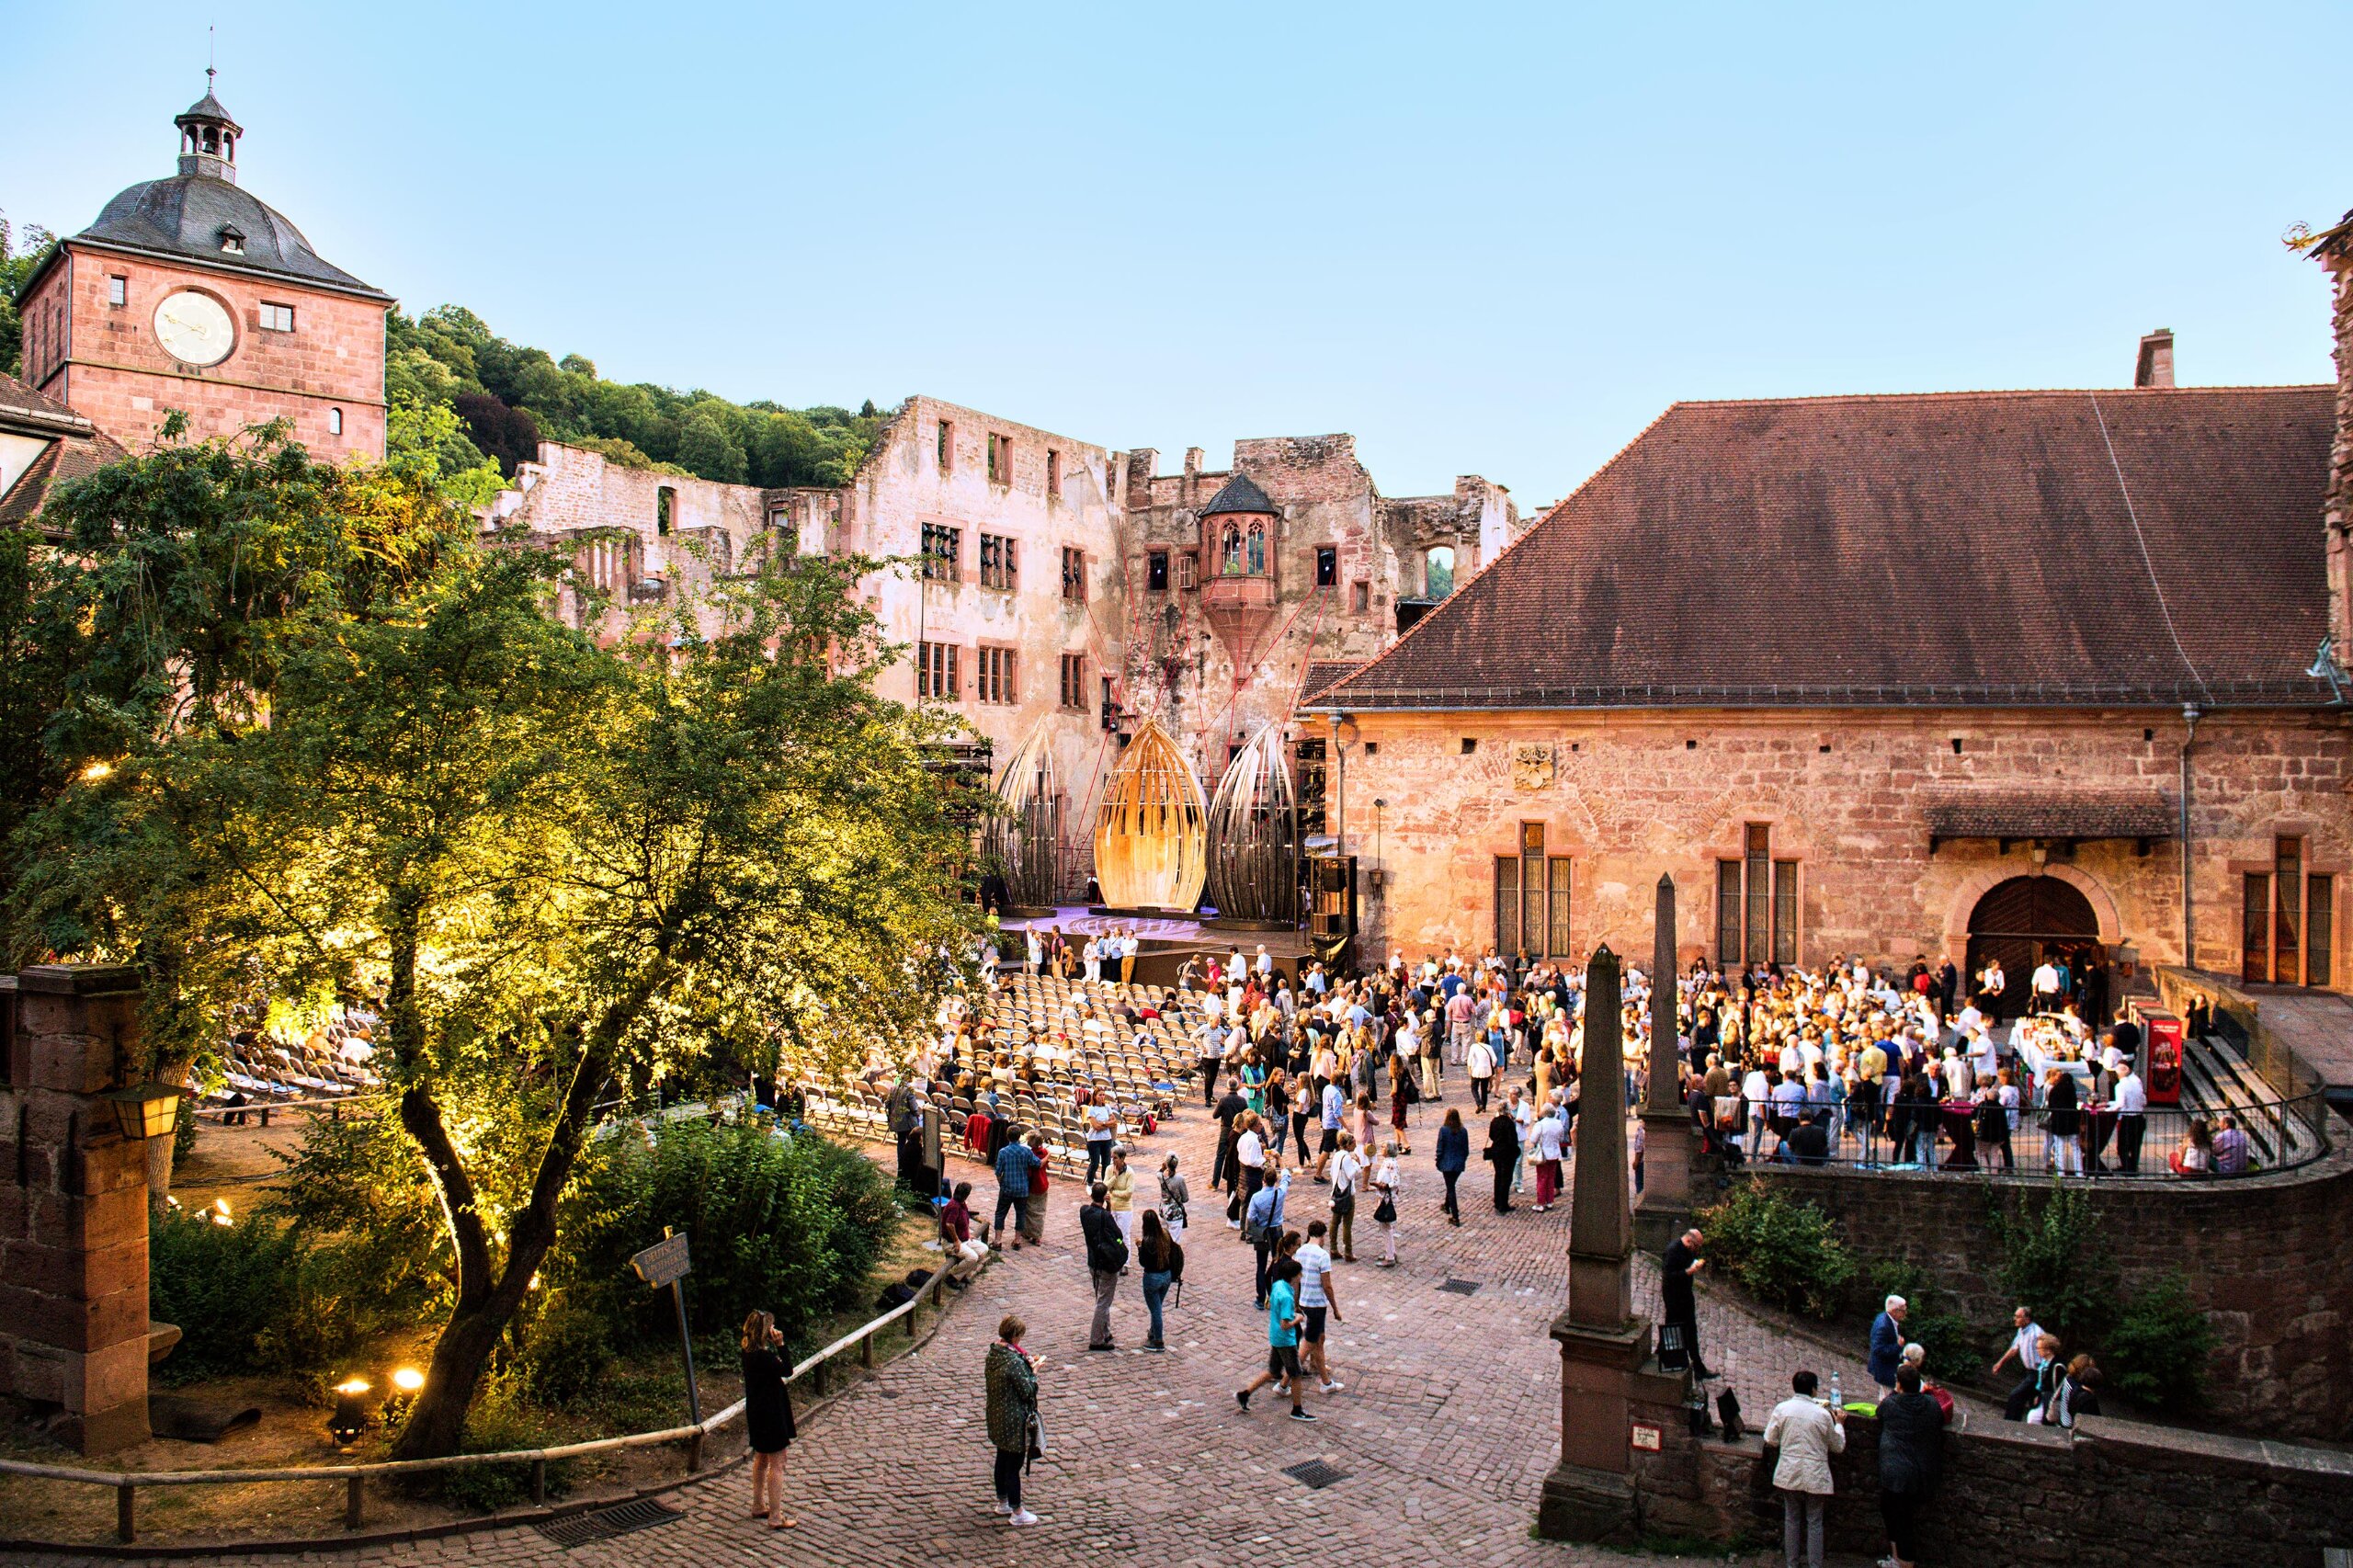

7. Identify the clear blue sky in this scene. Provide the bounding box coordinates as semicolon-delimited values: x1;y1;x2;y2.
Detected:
11;1;2345;504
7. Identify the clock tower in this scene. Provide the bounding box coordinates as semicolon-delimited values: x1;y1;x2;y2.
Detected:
16;83;392;460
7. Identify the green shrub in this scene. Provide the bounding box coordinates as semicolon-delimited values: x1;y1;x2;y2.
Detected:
426;1377;572;1513
149;1206;302;1381
1866;1261;1980;1380
550;1121;895;1358
1989;1182;2120;1347
2106;1274;2215;1413
513;1300;616;1411
1696;1180;1855;1319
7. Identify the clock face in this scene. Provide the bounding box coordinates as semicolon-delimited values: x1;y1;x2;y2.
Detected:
153;290;235;367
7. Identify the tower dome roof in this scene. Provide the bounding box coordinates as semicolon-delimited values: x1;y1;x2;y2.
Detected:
1200;472;1278;517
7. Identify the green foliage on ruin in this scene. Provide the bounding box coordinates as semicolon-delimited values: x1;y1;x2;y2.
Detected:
384;303;885;488
1697;1179;1857;1319
0;211;58;379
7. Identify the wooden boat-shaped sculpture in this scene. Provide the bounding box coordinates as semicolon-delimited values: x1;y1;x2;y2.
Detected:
1092;718;1208;912
986;719;1061;914
1205;723;1301;925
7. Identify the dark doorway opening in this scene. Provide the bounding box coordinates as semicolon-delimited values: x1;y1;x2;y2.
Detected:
1965;875;2100;1020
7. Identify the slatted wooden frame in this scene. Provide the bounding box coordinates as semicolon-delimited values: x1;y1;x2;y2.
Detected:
1093;718;1208;912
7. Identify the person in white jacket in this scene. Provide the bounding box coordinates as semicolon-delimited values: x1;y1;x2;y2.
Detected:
1761;1369;1846;1568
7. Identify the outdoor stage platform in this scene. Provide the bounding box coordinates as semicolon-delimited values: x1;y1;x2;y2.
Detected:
997;906;1314;986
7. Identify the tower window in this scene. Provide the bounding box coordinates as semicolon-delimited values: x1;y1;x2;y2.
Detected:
328;407;343;436
259;302;295;333
1147;550;1169;591
107;276;127;307
1316;546;1337;586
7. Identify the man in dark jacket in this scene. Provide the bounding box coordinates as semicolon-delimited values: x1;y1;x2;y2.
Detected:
1875;1364;1946;1568
1661;1226;1712;1379
1484;1107;1520;1213
1080;1182;1127;1351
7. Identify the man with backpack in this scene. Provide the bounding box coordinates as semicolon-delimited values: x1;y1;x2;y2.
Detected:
1245;1167;1290;1310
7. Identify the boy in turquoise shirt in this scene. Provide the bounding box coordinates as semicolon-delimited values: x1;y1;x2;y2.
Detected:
1234;1257;1314;1421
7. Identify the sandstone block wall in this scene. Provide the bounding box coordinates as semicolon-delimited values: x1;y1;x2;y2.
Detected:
1754;1143;2353;1438
1338;707;2353;979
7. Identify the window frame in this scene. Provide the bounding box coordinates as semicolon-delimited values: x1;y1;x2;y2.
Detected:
258;301;296;333
107;275;128;308
1316;546;1337;587
916;641;961;701
978;532;1018;592
1177;551;1199;590
2245;835;2334;987
1059;652;1086;710
1061;546;1086;602
1717;823;1800;970
976;645;1017;705
1491;824;1573;960
921;522;963;583
327;406;343;437
937;419;953;470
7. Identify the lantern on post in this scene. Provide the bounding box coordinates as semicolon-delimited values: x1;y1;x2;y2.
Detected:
327;1379;370;1447
102;1083;183;1142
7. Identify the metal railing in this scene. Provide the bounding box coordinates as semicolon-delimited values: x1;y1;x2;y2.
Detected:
1725;1092;2330;1180
0;1259;966;1547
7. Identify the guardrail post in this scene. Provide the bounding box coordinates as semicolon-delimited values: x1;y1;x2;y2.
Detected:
860;1330;875;1369
346;1473;364;1529
686;1429;704;1474
116;1481;134;1544
531;1459;548;1506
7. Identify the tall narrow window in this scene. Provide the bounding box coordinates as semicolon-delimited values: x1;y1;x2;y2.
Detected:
1221;523;1243;574
1720;824;1799;970
328;407;343;436
937;420;953;469
987;432;1011;484
108;275;128;307
1148;550;1169;591
1247;523;1267;574
1351;580;1370;612
1520;823;1545;955
979;533;1017;591
1294;738;1327;835
1494;858;1519;960
1426;545;1455;597
917;641;961;700
1062;546;1086;601
1548;856;1574;959
656;486;675;538
1316;546;1337;586
1046;449;1061;496
1059;653;1086;710
2245;835;2332;986
1178;551;1199;590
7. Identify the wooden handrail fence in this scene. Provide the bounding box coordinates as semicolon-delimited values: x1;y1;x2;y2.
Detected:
0;1259;965;1546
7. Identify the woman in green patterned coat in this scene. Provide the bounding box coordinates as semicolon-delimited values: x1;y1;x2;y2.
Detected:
983;1314;1040;1525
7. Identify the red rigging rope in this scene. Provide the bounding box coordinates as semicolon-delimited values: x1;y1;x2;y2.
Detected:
1202;584;1333;768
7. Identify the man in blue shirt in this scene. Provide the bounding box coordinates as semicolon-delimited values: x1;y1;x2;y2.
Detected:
992;1133;1042;1251
1234;1256;1314;1422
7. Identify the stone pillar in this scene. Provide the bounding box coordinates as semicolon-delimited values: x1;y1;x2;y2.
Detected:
1635;874;1695;1252
0;965;155;1452
1540;945;1646;1540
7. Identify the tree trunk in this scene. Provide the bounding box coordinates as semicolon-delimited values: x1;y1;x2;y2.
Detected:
392;953;675;1460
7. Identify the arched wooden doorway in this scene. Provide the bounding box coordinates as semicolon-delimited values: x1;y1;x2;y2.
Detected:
1965;875;2100;1018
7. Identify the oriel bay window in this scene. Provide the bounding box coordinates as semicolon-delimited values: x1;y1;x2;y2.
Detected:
1493;823;1573;959
1717;824;1798;970
2244;835;2333;986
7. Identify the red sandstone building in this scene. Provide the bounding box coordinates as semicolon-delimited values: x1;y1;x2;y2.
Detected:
13;88;391;465
1313;323;2353;999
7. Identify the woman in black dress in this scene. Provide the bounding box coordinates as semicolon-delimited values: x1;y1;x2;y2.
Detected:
740;1310;798;1528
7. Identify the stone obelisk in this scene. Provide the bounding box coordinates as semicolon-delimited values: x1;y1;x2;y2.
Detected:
1634;873;1695;1251
1538;944;1647;1540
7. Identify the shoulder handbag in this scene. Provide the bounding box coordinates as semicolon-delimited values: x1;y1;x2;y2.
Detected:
1372;1192;1397;1224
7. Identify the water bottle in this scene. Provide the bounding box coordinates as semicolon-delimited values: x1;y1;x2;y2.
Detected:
1829;1370;1842;1411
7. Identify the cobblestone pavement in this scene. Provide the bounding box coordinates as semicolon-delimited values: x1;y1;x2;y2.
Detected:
25;1097;1910;1568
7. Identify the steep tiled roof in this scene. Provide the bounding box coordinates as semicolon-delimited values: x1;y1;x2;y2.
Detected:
0;371;128;528
1322;386;2337;710
1298;661;1362;703
1199;472;1278;517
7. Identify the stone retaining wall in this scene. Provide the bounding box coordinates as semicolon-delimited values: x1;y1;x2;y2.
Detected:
1696;1412;2353;1568
1751;1139;2353;1438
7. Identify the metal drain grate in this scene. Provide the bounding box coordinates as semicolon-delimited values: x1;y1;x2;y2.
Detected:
533;1497;684;1548
1438;1278;1482;1296
1283;1460;1350;1490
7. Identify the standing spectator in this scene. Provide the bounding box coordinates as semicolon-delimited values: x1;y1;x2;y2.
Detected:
2112;1059;2148;1173
983;1316;1041;1525
740;1311;799;1529
1435;1108;1470;1226
1876;1364;1946;1568
1869;1295;1908;1397
1234;1256;1315;1423
1370;1142;1403;1267
990;1130;1041;1251
1084;1089;1117;1183
1245;1167;1290;1308
1157;1153;1190;1243
1293;1219;1347;1393
1019;1142;1051;1246
1484;1100;1520;1214
1467;1031;1497;1112
1529;1104;1567;1211
1232;1112;1269;1224
1080;1182;1127;1351
1991;1305;2047;1420
1330;1132;1365;1261
2044;1068;2084;1176
1661;1227;1712;1379
1762;1369;1844;1568
1105;1145;1136;1256
1136;1210;1182;1352
1211;1076;1247;1194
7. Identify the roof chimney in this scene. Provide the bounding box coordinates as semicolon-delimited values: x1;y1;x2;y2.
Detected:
2134;329;2175;390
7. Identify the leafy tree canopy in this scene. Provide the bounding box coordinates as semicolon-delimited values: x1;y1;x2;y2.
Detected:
0;211;59;379
386;305;886;489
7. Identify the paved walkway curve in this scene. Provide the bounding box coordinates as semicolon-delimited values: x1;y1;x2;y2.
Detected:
24;1106;1905;1568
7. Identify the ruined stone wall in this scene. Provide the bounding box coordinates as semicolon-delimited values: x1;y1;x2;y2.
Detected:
1338;707;2353;978
1756;1142;2353;1438
1117;436;1514;794
2324;244;2353;683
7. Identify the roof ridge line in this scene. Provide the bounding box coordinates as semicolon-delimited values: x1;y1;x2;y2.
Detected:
1665;383;2331;411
